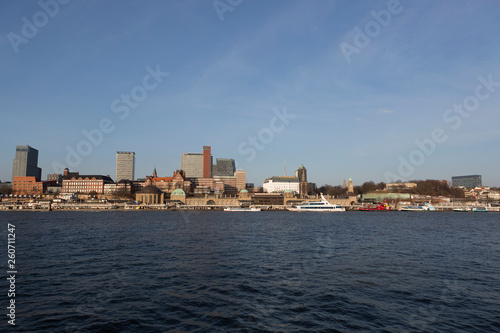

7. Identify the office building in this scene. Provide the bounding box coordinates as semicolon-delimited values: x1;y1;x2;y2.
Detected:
62;174;114;194
263;165;310;195
181;153;204;178
196;170;246;194
213;158;236;177
263;176;300;194
115;151;135;181
12;145;42;181
452;175;482;188
181;146;213;178
12;176;56;195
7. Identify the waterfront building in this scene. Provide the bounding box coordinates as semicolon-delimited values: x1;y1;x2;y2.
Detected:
263;165;311;195
144;169;192;194
452;175;482;188
170;188;186;204
136;185;164;204
252;193;285;206
12;177;56;195
61;174;114;194
12;145;42;181
115;151;135;181
104;180;133;195
263;176;300;194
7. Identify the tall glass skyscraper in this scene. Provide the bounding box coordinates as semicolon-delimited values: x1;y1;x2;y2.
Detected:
115;152;135;182
181;146;213;178
213;158;236;177
181;153;204;178
12;145;42;181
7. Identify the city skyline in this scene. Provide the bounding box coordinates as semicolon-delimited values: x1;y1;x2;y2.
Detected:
1;1;500;186
2;143;497;189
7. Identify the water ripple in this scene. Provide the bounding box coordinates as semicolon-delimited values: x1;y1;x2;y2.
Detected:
2;211;499;332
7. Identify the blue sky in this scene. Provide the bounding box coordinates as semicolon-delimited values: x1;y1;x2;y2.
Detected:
1;0;499;187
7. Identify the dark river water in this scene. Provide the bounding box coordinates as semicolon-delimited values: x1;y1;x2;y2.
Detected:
2;211;500;332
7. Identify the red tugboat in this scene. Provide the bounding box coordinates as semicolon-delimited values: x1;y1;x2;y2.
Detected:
358;202;391;211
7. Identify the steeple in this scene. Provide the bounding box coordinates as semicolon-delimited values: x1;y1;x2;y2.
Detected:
153;166;157;178
347;178;354;196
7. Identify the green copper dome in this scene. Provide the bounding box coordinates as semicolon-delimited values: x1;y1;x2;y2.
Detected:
171;188;186;196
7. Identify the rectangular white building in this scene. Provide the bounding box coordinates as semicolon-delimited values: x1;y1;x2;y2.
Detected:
115;152;135;182
263;176;300;194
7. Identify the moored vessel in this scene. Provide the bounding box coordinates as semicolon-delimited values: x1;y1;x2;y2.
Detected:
359;202;390;211
288;194;345;212
401;203;435;211
224;207;261;212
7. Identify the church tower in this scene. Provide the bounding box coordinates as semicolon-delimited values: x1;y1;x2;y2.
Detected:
295;165;309;197
347;178;354;196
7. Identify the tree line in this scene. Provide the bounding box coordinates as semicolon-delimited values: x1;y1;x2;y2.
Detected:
316;180;465;198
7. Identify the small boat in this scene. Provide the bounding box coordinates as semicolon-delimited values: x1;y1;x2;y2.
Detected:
401;203;435;211
359;202;391;211
472;207;488;212
224;207;261;212
288;194;345;212
453;207;471;212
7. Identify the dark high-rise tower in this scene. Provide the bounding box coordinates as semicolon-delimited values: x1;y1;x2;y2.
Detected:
12;145;42;181
213;158;236;177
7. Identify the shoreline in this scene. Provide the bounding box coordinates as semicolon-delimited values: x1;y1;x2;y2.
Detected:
1;207;499;212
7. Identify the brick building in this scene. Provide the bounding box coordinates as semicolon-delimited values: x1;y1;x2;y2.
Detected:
12;177;56;195
62;175;114;194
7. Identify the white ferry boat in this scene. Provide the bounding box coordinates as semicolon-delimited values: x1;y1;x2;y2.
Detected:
401;203;436;211
288;194;345;212
224;207;261;212
453;207;471;212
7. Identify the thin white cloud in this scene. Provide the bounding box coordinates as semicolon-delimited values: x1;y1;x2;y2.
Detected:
378;108;395;114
